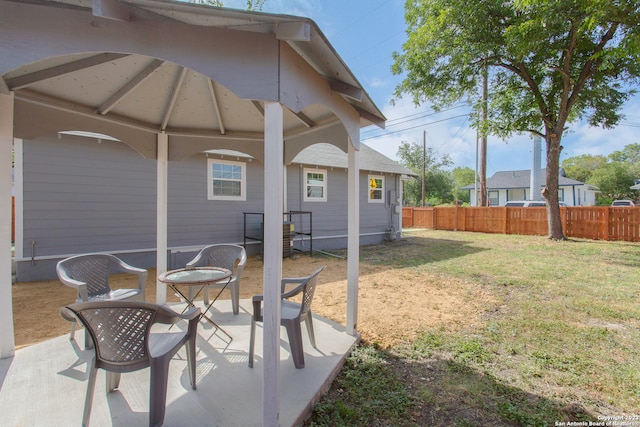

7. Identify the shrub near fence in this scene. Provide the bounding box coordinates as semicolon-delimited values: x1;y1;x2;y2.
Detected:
402;206;640;242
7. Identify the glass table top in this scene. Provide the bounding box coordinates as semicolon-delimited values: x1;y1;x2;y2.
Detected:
158;266;231;285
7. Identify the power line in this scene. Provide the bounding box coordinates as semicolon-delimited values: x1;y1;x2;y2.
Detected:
362;104;468;135
362;113;471;141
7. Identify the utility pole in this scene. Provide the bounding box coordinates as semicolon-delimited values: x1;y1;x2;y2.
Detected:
422;130;426;206
479;64;488;206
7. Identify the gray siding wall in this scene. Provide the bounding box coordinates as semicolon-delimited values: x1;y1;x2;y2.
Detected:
17;135;402;281
22;135;157;257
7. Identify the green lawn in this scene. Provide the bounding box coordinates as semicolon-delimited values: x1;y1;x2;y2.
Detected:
306;230;640;427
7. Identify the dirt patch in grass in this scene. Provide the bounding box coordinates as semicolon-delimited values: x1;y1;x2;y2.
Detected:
12;239;493;349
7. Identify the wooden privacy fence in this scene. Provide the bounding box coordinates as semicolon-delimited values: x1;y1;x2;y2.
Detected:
402;206;640;242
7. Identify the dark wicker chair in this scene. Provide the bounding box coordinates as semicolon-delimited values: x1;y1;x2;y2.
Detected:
249;266;325;369
61;301;200;427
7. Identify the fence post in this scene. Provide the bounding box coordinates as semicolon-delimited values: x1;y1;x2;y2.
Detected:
454;203;459;231
503;207;508;234
603;207;610;241
433;207;437;230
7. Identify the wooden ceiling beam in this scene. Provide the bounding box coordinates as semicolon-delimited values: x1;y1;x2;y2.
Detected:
5;53;129;90
96;59;164;115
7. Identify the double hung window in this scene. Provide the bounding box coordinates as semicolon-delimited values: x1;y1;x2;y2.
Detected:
207;159;246;201
304;168;327;202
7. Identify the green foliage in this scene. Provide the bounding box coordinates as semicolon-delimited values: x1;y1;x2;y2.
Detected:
307;345;413;426
188;0;266;10
609;143;640;180
562;144;640;203
397;141;454;205
189;0;224;6
452;166;475;203
561;154;608;184
589;161;636;203
393;0;640;136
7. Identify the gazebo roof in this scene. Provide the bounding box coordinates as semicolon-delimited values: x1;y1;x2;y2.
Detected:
2;0;385;162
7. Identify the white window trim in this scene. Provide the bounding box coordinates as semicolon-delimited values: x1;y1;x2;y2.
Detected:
303;168;327;202
207;158;246;201
368;174;385;203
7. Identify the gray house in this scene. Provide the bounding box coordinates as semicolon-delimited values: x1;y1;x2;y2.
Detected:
462;169;599;206
13;134;413;282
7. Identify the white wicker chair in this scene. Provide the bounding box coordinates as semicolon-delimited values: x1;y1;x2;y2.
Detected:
186;244;247;314
57;253;147;341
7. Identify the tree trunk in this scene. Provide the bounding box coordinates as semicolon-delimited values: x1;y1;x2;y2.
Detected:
543;133;565;240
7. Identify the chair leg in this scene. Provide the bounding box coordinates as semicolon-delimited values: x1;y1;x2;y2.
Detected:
69;321;77;340
305;314;317;349
84;328;93;350
149;359;171;427
285;322;305;369
105;372;121;393
185;338;197;390
230;283;239;315
82;357;98;427
248;317;256;368
203;287;210;306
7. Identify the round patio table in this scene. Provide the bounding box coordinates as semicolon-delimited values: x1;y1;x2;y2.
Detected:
158;266;232;341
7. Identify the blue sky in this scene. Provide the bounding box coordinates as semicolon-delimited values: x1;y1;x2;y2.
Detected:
221;0;640;176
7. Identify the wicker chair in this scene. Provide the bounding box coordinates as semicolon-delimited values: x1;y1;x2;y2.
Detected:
61;301;200;427
186;244;247;314
249;266;325;369
57;253;147;341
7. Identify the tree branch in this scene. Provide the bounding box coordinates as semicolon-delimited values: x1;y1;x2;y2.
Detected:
567;23;619;113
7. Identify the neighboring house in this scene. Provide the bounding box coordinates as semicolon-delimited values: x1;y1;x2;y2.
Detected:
462;169;599;206
13;134;414;281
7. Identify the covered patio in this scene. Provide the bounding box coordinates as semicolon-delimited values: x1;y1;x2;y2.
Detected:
0;299;358;426
0;1;385;425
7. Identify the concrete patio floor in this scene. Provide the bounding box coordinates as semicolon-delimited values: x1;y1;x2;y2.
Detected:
0;299;359;427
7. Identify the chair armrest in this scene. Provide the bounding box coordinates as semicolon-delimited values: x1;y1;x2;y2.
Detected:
111;258;147;276
156;305;201;323
59;306;77;323
56;264;89;301
111;258;148;295
281;281;306;299
186;252;207;268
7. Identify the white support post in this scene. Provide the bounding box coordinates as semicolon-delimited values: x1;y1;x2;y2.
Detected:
262;101;284;427
397;176;404;239
13;140;23;260
346;140;360;336
156;132;168;304
0;93;15;359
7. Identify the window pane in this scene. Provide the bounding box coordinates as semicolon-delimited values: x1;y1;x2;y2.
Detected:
308;186;324;198
306;173;324;185
212;163;222;178
305;171;326;200
213;179;241;196
370;189;382;200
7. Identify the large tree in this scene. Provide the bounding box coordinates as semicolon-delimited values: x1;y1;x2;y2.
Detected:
392;0;640;239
